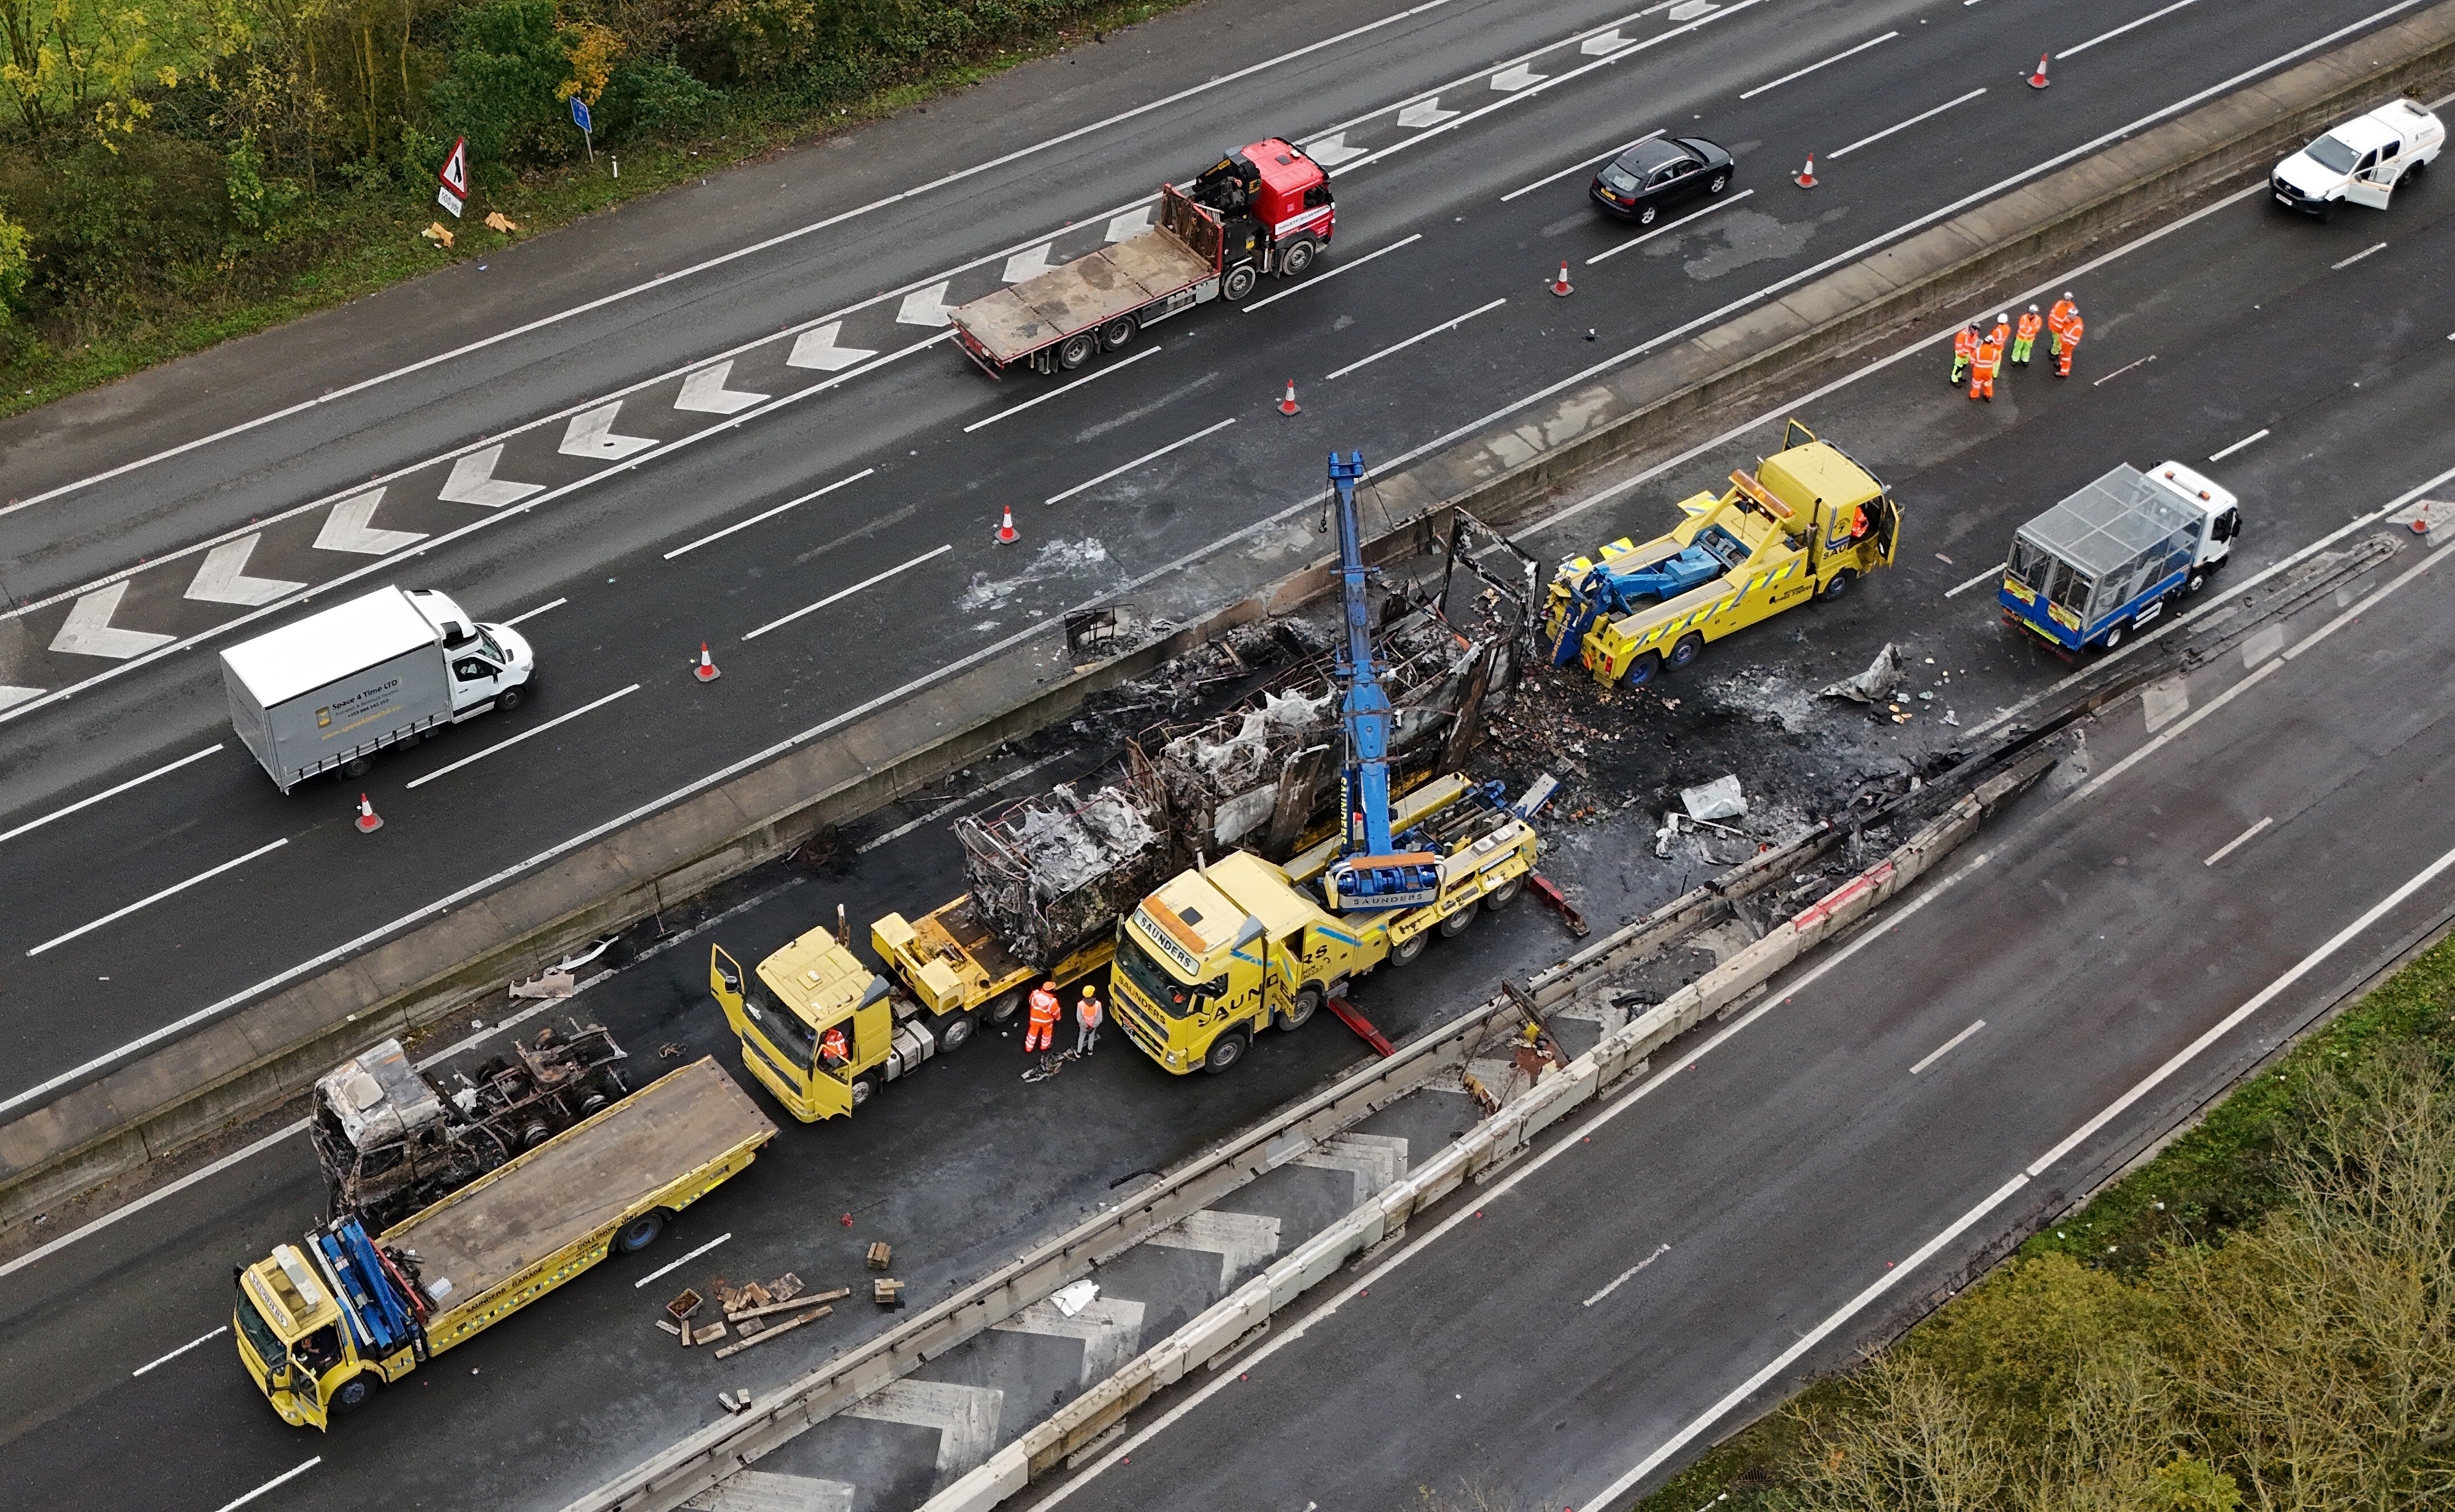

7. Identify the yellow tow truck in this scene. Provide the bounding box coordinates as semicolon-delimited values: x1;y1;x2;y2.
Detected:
709;918;971;1122
1543;421;1899;686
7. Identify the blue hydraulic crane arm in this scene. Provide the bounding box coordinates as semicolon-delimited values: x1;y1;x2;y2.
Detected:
1328;450;1396;857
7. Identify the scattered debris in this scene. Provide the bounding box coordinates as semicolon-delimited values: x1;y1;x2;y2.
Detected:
422;222;454;247
872;1278;906;1307
658;1042;686;1058
1526;873;1589;937
656;1318;681;1337
866;1242;893;1271
1680;774;1747;821
666;1289;703;1322
715;1305;832;1359
484;210;519;232
508;971;576;1000
1821;643;1905;704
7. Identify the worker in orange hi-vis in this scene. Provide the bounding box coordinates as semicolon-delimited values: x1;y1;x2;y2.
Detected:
2055;311;2084;377
1949;322;1978;386
1987;311;2011;357
1025;979;1061;1053
2047;292;2078;355
1968;331;2003;401
1074;984;1105;1057
2011;304;2044;366
820;1024;850;1070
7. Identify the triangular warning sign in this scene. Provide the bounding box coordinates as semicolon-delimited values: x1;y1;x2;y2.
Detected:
438;136;470;198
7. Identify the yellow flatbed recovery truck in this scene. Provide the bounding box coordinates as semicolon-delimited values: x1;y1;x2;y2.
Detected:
1543;421;1900;687
233;1057;774;1427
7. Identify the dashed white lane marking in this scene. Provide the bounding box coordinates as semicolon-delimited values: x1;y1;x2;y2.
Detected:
1324;297;1507;381
742;546;953;641
634;1232;731;1288
1499;132;1664;202
965;348;1159;432
132;1325;227;1376
0;744;224;849
1739;29;1896;98
184;535;307;606
1242;235;1422;310
1586;190;1755;264
786;322;880;372
314;489;428;554
857;748;1078;854
674;360;769;414
1909;1019;1986;1075
2141;675;2190;733
664;468;878;558
1580;1242;1671;1307
502;597;567;626
1828;87;1987;159
436;443;545;508
2334;241;2388;270
2207;427;2269;461
2059;0;2201;58
2204;816;2273;867
27;838;289;957
1943;563;2002;598
404;684;643;790
49;580;174;659
1045;417;1237;505
211;1457;321;1512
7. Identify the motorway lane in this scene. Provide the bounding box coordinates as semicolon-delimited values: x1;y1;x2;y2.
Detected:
0;0;2424;1117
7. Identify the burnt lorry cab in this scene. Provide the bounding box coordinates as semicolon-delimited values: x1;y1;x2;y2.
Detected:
1189;139;1337;300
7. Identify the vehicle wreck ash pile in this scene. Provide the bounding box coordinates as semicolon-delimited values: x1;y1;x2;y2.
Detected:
954;765;1176;973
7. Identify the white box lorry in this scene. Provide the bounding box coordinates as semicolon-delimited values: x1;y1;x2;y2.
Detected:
2271;97;2443;217
221;586;536;792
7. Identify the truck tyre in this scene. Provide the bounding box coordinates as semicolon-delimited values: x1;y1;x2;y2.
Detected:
851;1073;881;1109
1819;569;1856;602
1202;1030;1250;1074
2187;567;2208;593
2100;620;2128;652
497;685;523;713
1279;238;1318;277
1484;875;1523;911
985;990;1021;1025
1438;900;1478;937
1276;985;1322;1032
940;1013;977;1051
1057;333;1097;370
1667;632;1704;672
344;756;373;777
328;1372;380;1414
615;1210;667;1254
1099;317;1136;351
1621;650;1663;687
1389;931;1429;967
1224;264;1259;301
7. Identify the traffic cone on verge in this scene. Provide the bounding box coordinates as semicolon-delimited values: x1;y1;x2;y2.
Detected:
2029;53;2051;88
1278;380;1301;416
1550;261;1574;297
995;505;1019;545
693;641;721;683
1796;154;1818;189
355;793;383;834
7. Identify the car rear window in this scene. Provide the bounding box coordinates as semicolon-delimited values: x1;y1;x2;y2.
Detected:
2305;134;2359;174
1600;164;1641;192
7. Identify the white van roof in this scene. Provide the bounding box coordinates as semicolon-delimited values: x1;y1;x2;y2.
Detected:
221;586;437;707
2144;460;2238;515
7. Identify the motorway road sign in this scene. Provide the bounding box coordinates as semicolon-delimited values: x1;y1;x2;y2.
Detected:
570;95;593;134
439;135;470;197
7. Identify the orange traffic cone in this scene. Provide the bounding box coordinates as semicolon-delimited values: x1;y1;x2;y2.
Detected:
355;793;384;834
995;505;1019;545
1278;380;1301;416
1550;261;1574;297
2028;53;2051;88
693;642;721;682
1795;154;1818;188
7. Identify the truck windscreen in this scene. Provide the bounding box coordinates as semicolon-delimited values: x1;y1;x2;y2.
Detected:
2306;134;2360;173
1116;934;1219;1018
741;986;818;1067
234;1286;290;1376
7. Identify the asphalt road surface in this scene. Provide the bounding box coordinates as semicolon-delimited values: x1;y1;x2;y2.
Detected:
0;0;2423;1129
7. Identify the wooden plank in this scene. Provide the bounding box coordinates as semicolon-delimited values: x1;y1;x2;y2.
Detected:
713;1305;832;1359
728;1288;850;1323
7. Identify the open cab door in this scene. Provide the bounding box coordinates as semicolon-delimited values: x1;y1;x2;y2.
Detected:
709;945;752;1039
1782;418;1818;450
1876;495;1902;565
2347;152;2396;208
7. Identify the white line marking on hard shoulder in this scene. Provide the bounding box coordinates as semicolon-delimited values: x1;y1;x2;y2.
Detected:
212;1458;322;1512
2334;241;2388;270
502;597;568;627
1581;1241;1671;1307
2207;427;2269;461
857;748;1077;854
1829;87;1986;159
1045;417;1237;505
1943;564;2002;598
132;1325;227;1376
1909;1019;1986;1075
2094;354;2156;385
404;684;642;790
28;838;288;957
2060;0;2199;58
663;468;878;558
1325;298;1507;380
1739;30;1896;97
0;744;224;848
2204;817;2273;867
5;0;1466;518
635;1232;731;1288
742;546;953;640
0;1118;307;1281
1498;134;1663;201
1586;190;1754;264
963;348;1158;430
1243;234;1424;308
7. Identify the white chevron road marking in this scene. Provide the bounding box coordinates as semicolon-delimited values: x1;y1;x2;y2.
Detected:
1580;28;1627;54
1104;208;1151;242
1001;244;1057;283
841;1379;1004;1475
559;401;658;461
1396;97;1459;129
185;535;307;606
788;321;882;370
49;581;175;659
1489;62;1547;90
895;282;956;328
313;490;428;555
436;445;545;508
674;361;771;414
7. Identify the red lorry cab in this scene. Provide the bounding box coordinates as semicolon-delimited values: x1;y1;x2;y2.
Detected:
1190;138;1337;257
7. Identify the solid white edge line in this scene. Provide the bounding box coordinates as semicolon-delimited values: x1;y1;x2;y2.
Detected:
2204;815;2273;867
1828;87;1987;160
1045;417;1237;505
403;684;644;789
26;838;289;958
1587;190;1755;264
211;1457;322;1512
1909;1018;1987;1075
0;742;223;848
2334;241;2389;269
1324;297;1507;381
2059;0;2201;59
132;1325;228;1376
741;545;954;641
0;1117;307;1281
1242;235;1424;310
961;348;1158;430
4;0;1471;518
1738;29;1897;98
2207;427;2269;461
1498;133;1664;201
662;468;878;558
1943;563;2003;597
634;1232;731;1288
502;597;568;626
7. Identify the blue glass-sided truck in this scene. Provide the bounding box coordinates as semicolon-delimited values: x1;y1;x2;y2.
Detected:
1999;462;2240;654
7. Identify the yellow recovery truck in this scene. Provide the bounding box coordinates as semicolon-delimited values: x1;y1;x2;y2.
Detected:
234;1057;774;1427
709;920;970;1122
1543;421;1900;686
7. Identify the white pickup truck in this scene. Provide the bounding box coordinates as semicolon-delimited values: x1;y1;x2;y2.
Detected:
2271;97;2443;218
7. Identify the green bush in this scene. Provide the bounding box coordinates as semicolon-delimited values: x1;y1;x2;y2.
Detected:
427;0;578;176
602;55;724;142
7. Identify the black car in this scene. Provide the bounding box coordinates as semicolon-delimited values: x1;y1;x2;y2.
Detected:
1590;136;1736;224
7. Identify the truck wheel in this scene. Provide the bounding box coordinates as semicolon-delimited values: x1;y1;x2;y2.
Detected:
614;1210;667;1254
1389;931;1429;967
1279;238;1317;277
1276;985;1322;1032
1484;875;1524;911
2100;620;2128;652
2186;567;2207;594
940;1013;977;1052
344;757;373;777
851;1073;880;1108
1099;317;1136;351
328;1373;380;1414
1438;900;1478;937
496;685;523;713
1057;333;1097;370
1202;1030;1250;1074
1667;632;1704;671
985;990;1021;1025
1621;651;1663;687
1819;569;1856;602
1224;264;1259;301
